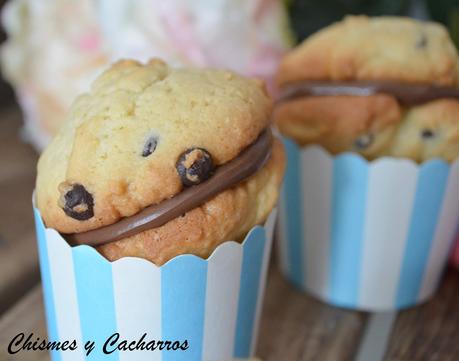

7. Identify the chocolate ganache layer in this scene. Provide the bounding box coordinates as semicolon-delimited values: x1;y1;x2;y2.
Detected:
65;128;273;247
278;81;459;105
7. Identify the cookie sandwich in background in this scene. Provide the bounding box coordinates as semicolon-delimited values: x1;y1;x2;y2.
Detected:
274;16;459;311
34;59;285;360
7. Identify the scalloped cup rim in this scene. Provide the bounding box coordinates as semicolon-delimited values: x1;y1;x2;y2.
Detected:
294;142;459;168
32;202;276;269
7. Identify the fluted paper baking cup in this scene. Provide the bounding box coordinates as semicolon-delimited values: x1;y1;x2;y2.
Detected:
277;138;459;311
33;206;276;361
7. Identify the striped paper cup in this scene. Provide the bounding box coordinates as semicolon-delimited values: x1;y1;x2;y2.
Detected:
33;206;276;361
277;138;459;311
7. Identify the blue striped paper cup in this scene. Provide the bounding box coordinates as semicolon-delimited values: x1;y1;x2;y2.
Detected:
277;138;459;311
33;206;276;361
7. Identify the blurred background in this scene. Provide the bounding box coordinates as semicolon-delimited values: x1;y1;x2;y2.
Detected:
0;0;459;360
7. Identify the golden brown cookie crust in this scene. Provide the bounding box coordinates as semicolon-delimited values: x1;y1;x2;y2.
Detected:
98;138;285;266
36;59;273;233
277;16;459;87
274;94;401;159
390;99;459;162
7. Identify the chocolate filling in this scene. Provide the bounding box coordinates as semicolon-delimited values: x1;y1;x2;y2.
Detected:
278;80;459;105
65;128;273;247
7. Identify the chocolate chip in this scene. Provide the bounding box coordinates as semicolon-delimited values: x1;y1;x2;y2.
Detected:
416;33;428;49
421;129;435;139
142;136;158;157
354;133;374;150
62;184;94;221
176;147;215;187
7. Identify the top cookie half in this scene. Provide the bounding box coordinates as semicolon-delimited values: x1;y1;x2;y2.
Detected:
36;59;272;234
277;15;459;87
